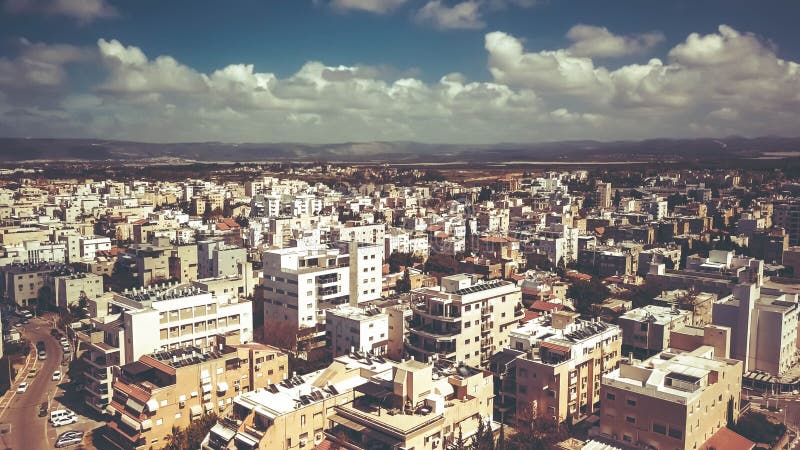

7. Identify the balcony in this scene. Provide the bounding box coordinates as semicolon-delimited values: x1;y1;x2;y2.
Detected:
86;368;109;383
481;307;492;317
411;304;461;322
85;382;110;398
410;325;460;340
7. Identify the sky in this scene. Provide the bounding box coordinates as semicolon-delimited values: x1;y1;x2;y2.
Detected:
0;0;799;144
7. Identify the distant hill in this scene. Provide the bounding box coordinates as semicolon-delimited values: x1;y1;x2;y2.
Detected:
0;136;798;163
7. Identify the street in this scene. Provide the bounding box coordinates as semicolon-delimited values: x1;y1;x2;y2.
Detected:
0;315;100;450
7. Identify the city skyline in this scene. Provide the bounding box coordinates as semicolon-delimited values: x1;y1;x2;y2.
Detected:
0;0;799;144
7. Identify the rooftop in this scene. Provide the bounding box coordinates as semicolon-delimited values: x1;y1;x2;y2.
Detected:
619;304;689;325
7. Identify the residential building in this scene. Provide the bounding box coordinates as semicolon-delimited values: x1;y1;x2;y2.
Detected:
407;274;524;367
78;282;254;413
712;282;799;375
497;311;622;424
105;342;288;449
50;271;104;309
598;346;743;450
198;240;247;280
618;305;693;357
325;304;389;357
1;262;64;308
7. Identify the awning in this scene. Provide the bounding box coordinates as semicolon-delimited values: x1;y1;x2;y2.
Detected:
125;398;145;413
254;407;276;421
190;404;203;417
204;402;214;412
146;399;159;412
190;391;198;397
210;423;236;442
234;432;259;448
217;381;229;392
202;383;212;393
178;394;187;402
118;413;141;430
329;415;367;432
141;419;152;431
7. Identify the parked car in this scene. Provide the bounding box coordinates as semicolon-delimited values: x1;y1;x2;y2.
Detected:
39;402;48;417
52;370;62;381
55;430;84;448
38;350;47;360
52;415;78;427
16;382;28;393
49;409;75;423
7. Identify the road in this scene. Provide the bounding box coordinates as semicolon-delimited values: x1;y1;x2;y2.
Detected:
0;315;63;450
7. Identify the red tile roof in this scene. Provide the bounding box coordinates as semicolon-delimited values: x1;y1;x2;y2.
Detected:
531;301;562;312
701;426;754;450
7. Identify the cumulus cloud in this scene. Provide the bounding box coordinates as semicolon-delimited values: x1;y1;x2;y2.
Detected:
328;0;407;14
566;24;664;58
1;25;799;143
415;1;485;30
4;0;117;23
0;38;95;105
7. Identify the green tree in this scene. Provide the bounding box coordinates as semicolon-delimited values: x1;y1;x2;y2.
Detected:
453;425;467;450
396;269;412;294
567;278;611;315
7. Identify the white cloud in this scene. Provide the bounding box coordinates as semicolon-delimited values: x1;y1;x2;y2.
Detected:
415;1;485;30
328;0;407;14
1;25;799;143
4;0;117;23
566;24;664;58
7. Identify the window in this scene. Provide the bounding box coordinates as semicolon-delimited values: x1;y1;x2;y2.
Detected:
653;422;667;435
668;427;683;439
301;414;306;426
626;398;637;407
625;416;636;424
606;393;615;401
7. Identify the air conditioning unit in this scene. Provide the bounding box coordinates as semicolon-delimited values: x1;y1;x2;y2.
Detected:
314;433;323;444
432;438;441;447
299;437;308;447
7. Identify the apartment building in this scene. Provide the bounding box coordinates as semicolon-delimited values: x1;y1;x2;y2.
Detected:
50;271;104;309
198;240;247;279
1;262;64;308
497;311;622;424
126;242;171;286
169;243;198;283
105;342;288;449
618;305;693;357
773;199;800;246
202;354;494;450
712;282;799;375
325;304;389;357
407;274;524;367
331;221;385;246
202;353;395;450
326;358;495;450
0;240;66;265
598;346;743;450
79;283;253;413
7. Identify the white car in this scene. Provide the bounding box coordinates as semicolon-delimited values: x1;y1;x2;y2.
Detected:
52;415;78;427
16;382;28;393
52;370;62;381
50;409;75;423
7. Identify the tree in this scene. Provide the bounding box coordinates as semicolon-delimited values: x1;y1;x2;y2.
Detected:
567;278;611;315
425;253;459;276
477;186;493;202
396;269;412;294
453;425;467;450
505;417;566;450
624;278;664;308
465;220;473;255
163;413;218;450
388;252;415;273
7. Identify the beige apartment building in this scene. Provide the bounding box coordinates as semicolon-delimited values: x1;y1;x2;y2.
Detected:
202;353;495;450
169;243;198;282
496;311;622;424
202;353;395;450
2;262;64;308
408;274;524;367
105;341;288;449
598;346;743;450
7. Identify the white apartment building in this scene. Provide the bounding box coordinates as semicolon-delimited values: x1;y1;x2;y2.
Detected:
713;282;799;375
79;283;253;414
262;244;350;329
0;240;66;265
331;221;386;246
325;304;389;357
80;235;112;260
384;227;429;258
408;274;524;367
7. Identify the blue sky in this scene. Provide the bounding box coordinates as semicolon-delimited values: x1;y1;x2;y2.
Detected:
0;0;799;143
